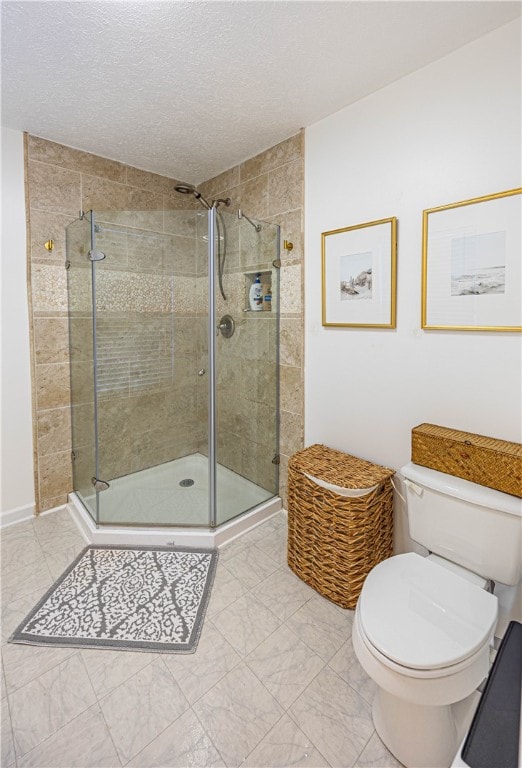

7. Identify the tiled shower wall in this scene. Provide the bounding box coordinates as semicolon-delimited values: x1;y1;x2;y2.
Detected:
25;132;304;512
200;133;304;504
25;135;198;511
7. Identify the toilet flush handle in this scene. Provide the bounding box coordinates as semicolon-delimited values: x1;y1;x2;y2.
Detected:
404;479;424;497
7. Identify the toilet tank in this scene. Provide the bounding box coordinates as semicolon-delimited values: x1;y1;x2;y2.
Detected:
401;462;522;585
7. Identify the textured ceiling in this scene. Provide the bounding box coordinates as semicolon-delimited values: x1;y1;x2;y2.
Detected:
2;1;520;183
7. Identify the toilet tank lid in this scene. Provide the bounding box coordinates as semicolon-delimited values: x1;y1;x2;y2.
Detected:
401;462;521;518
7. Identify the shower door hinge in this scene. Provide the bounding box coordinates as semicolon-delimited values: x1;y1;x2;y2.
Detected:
91;477;110;492
71;450;76;461
65;260;71;270
272;454;280;465
88;250;106;262
272;259;281;269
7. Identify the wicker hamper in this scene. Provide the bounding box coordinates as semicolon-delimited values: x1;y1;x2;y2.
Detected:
411;424;522;498
287;444;395;609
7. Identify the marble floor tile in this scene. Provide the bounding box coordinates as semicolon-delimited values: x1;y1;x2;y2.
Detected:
242;713;329;768
246;624;324;709
18;704;121;767
32;508;79;539
285;595;353;662
1;587;53;645
1;659;6;701
2;639;77;695
330;652;378;706
81;647;158;699
99;656;189;764
44;541;86;580
37;528;86;557
1;557;54;605
193;662;284;768
218;537;251;566
256;528;288;566
354;731;404;768
1;698;16;768
128;707;225;768
163;620;241;704
212;593;281;657
251;566;314;622
205;564;247;618
289;666;373;768
9;653;97;758
223;545;279;590
1;535;45;571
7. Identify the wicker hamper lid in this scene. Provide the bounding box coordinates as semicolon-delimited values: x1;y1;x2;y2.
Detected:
289;444;395;489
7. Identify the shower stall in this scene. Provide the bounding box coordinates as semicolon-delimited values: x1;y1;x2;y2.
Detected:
66;201;280;544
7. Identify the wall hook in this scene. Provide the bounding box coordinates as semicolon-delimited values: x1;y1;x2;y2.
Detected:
44;239;55;252
283;239;293;252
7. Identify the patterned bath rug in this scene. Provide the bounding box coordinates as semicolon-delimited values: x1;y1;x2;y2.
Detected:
9;545;218;653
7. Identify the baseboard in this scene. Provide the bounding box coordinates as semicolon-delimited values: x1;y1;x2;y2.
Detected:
0;502;36;528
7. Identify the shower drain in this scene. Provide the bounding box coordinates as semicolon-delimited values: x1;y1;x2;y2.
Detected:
179;478;195;487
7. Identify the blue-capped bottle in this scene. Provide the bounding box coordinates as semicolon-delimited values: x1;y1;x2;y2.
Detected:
249;273;263;311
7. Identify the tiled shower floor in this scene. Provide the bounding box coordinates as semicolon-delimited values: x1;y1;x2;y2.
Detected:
82;454;273;527
1;508;403;768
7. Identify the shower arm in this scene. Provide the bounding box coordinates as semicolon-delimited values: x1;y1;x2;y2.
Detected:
238;209;261;232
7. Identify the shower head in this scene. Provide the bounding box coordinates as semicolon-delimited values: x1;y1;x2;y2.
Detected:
175;182;212;210
174;183;196;195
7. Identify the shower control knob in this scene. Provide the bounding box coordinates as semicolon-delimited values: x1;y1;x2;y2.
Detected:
198;369;206;376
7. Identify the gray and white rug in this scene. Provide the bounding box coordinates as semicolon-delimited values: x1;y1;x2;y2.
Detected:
9;545;218;653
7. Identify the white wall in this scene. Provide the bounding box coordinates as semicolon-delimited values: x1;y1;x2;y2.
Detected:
305;21;521;553
1;128;35;522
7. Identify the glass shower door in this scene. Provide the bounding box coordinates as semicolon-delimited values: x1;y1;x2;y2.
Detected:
66;213;98;523
213;209;280;525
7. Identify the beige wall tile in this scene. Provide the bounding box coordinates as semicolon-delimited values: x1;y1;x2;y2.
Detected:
37;408;72;457
280;261;302;315
28;160;81;216
126;166;180;195
279;318;303;368
29;209;77;263
280;365;303;415
240;134;302;182
266;209;303;262
38;450;73;500
240;174;269;219
280;410;303;458
268;159;304;216
28;135;126;182
36;363;71;411
163;203;198;238
39;494;69;511
199;166;240;198
82;175;163;231
34;317;69;364
31;263;68;313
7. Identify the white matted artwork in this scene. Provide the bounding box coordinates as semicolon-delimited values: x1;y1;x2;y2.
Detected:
322;217;397;328
422;188;521;331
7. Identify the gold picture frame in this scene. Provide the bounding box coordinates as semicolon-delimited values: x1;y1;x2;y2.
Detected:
321;217;397;328
422;188;522;331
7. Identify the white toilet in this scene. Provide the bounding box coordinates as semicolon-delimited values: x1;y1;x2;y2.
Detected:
352;461;521;768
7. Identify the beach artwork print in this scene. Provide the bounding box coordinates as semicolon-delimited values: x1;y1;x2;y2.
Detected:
340;251;373;301
451;231;506;296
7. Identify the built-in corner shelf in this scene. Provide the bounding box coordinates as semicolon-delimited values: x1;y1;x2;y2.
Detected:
244;269;273;313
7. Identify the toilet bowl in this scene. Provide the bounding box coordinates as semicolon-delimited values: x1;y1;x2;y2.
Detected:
352;552;498;768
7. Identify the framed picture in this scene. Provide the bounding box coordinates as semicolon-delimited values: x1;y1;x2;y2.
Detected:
422;188;521;331
321;217;397;328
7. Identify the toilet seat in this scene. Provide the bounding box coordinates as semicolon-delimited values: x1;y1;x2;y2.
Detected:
359;553;498;672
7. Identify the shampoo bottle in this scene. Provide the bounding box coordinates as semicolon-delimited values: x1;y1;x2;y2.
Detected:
249;273;263;311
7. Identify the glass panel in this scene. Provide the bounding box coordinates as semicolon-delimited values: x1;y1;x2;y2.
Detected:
214;209;280;525
92;209;210;527
66;213;98;522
